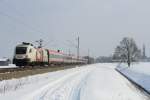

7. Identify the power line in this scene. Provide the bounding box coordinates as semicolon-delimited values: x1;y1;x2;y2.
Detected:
0;10;46;35
66;40;77;48
0;1;59;50
0;1;49;36
77;36;80;59
42;40;56;47
0;0;26;17
66;36;80;58
35;39;43;48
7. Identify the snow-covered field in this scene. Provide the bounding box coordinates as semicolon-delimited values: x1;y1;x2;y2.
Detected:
117;62;150;93
0;63;148;100
0;64;17;68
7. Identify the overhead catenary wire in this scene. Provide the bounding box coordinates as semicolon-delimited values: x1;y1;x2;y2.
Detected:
0;1;89;57
0;11;46;35
0;0;47;36
0;0;27;18
0;1;55;46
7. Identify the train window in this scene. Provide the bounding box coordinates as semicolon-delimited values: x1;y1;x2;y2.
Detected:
16;47;27;54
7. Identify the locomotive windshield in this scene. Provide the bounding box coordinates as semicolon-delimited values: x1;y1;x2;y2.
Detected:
16;47;27;54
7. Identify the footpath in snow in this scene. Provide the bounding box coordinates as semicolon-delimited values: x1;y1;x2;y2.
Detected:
117;62;150;94
0;63;148;100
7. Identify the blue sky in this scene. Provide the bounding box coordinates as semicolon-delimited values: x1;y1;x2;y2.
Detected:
0;0;150;58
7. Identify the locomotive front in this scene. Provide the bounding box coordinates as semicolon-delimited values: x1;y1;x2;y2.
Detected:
13;42;36;66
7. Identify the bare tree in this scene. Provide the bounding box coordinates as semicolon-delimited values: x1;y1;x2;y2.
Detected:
113;37;141;67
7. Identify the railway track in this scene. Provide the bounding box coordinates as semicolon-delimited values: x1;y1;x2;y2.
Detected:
0;65;80;80
0;67;26;73
0;64;78;73
0;66;48;73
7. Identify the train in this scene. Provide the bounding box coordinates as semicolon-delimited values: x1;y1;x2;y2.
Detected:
13;42;88;66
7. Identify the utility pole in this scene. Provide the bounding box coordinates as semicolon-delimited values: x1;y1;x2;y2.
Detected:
88;49;90;64
143;44;146;58
69;49;71;56
66;36;80;58
77;36;80;59
36;39;43;48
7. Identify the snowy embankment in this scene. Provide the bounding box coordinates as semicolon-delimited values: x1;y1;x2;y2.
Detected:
117;62;150;93
0;63;148;100
0;64;17;68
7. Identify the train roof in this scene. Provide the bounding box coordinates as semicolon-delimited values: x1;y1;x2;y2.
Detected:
22;42;33;46
16;42;35;48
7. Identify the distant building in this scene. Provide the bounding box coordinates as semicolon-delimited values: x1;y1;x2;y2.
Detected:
140;44;150;62
83;56;95;64
0;58;10;66
96;56;113;63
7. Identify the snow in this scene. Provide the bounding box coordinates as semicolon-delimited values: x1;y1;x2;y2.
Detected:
0;64;17;68
0;63;148;100
0;59;7;61
80;64;147;100
117;62;150;93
